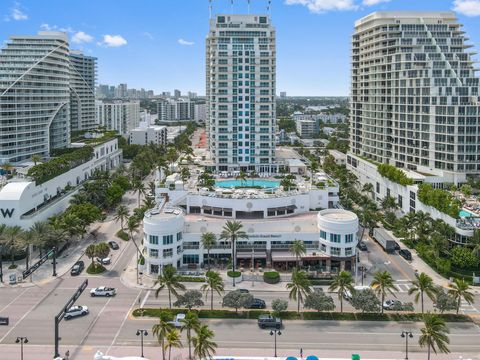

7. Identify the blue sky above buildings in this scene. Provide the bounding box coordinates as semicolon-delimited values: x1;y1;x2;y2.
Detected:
1;0;480;96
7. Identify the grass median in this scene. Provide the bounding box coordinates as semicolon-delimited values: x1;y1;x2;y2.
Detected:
132;308;471;322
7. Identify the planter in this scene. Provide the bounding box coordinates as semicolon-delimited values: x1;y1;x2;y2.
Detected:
227;270;242;284
263;271;280;284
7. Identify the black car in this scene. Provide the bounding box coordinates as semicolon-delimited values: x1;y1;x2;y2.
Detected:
393;241;401;251
70;261;85;276
258;315;282;329
357;242;368;251
108;241;119;250
249;298;266;309
238;289;250;294
399;249;412;261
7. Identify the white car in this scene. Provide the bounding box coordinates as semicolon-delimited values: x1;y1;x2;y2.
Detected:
64;305;89;320
90;286;116;297
168;313;185;328
96;257;111;265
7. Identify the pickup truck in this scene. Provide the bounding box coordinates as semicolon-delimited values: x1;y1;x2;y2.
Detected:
168;313;186;328
90;286;116;297
258;315;282;329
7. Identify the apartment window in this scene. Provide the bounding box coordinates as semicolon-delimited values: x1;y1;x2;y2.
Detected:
398;195;403;208
183;254;199;264
163;235;173;245
150;264;159;274
345;234;354;243
345;247;353;256
320;231;327;240
321;244;327;252
149;249;159;258
331;247;341;256
330;234;341;243
149;235;159;245
177;232;183;241
163;249;173;258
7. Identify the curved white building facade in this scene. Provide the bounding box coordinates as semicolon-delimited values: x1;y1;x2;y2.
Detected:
317;209;359;259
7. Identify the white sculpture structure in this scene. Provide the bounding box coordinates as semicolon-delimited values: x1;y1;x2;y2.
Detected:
94;351;149;360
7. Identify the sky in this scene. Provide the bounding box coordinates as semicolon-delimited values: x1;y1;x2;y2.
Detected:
1;0;480;96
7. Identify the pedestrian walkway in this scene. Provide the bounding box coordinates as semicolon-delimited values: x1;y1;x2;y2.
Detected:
460;299;479;315
393;280;412;293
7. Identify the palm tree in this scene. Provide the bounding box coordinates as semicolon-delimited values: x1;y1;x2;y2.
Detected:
142;196;156;210
113;205;130;230
419;313;450;360
280;176;295;191
220;220;248;287
290;239;306;269
131;178;146;207
201;270;225;310
126;216;142;283
408;272;438;314
3;226;24;266
29;221;50;257
152;311;174;360
448;278;474;315
31;154;42;166
164;328;182;360
468;229;480;257
414;211;432;242
362;182;374;194
428;232;448;259
181;312;201;360
154;264;186;309
85;244;96;269
236;170;247;186
329;270;355;313
1;162;13;177
192;324;217;360
381;195;397;212
371;270;397;313
201;232;216;270
286;268;312;313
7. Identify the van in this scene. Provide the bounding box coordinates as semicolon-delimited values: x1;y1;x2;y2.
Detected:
343;285;371;300
399;249;412;261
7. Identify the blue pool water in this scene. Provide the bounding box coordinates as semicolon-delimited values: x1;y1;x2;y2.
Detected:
459;209;476;218
215;179;280;189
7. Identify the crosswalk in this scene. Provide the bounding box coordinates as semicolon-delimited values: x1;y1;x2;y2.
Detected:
393;280;412;293
460;299;480;315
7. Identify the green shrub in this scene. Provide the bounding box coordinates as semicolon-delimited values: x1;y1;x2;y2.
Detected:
377;163;413;186
308;278;333;286
263;271;280;284
451;246;479;269
417;183;461;219
116;229;129;241
227;270;241;278
87;263;106;274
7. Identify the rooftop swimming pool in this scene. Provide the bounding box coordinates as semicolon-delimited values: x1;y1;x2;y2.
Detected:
459;209;477;218
215;179;280;189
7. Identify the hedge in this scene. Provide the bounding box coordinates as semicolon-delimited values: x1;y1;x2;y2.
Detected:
132;308;471;322
116;229;129;241
178;276;206;283
263;271;280;284
377;163;413;186
227;270;241;278
417;183;461;219
87;263;106;275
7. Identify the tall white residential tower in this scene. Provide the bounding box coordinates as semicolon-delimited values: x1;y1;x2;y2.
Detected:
206;14;277;173
0;31;71;164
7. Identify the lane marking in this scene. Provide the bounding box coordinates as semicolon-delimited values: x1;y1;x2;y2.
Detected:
0;288;31;314
140;290;150;308
78;296;112;347
106;289;143;354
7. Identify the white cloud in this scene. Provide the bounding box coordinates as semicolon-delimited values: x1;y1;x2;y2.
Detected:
284;0;357;13
4;3;28;21
178;38;194;46
363;0;389;5
72;31;94;44
39;23;74;33
143;32;154;40
453;0;480;16
100;34;127;47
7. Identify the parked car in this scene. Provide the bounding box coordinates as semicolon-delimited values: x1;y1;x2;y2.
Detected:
70;261;85;276
96;257;111;265
393;241;401;251
168;313;185;328
383;300;397;310
357;242;368;251
64;305;89;320
90;286;116;297
238;289;249;294
343;285;371;301
258;315;282;329
108;241;119;250
249;298;266;309
399;249;412;261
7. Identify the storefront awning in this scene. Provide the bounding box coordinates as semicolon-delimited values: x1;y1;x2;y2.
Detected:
237;251;267;259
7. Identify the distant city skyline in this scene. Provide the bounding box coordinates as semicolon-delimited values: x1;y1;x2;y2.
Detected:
1;0;480;95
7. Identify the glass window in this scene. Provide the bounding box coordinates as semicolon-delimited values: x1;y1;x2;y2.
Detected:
163;235;173;245
345;234;354;243
177;232;183;241
183;254;199;264
345;247;353;256
163;248;173;258
149;235;159;245
320;231;327;239
330;234;341;243
331;247;341;256
150;264;159;274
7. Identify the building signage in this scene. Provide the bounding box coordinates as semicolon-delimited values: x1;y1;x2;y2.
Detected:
248;234;281;238
0;208;14;218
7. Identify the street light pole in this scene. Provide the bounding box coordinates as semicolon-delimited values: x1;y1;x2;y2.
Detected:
15;337;28;360
270;329;281;358
136;329;148;357
401;331;413;360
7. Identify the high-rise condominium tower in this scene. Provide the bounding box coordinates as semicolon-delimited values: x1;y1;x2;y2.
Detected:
350;12;480;181
206;14;277;173
70;50;97;131
0;31;70;164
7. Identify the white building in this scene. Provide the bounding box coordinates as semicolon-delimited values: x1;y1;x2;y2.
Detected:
194;103;207;123
328;150;347;166
206;14;277;173
141;171;357;276
70;50;98;131
296;119;316;138
0;138;122;229
157;98;195;122
96;100;140;136
318;113;346;124
130;125;168;146
0;31;71;164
